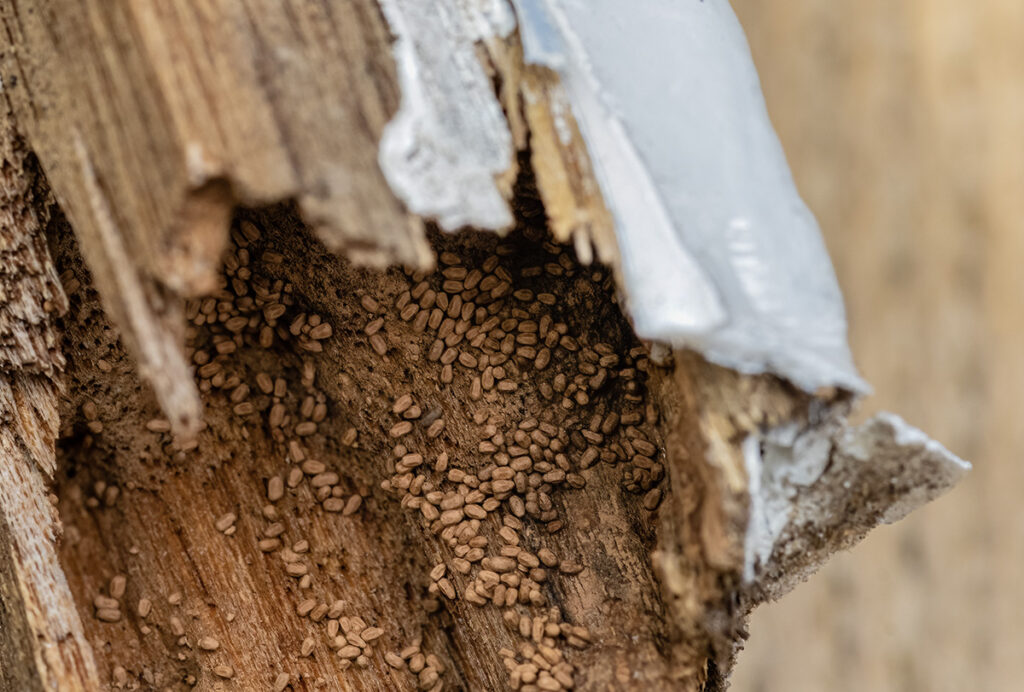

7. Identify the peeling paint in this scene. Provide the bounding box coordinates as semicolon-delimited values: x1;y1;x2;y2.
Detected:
742;420;834;582
375;0;966;607
512;0;867;393
743;412;970;586
378;0;516;232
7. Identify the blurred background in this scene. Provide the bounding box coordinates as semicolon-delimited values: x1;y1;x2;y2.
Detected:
729;1;1022;690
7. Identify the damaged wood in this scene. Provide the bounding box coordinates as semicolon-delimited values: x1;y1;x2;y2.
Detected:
0;0;626;435
1;374;100;692
0;105;98;692
46;207;684;690
0;2;968;691
647;352;817;686
742;412;970;605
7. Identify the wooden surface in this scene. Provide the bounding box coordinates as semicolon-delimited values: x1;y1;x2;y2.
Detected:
46;204;715;691
0;1;985;688
0;4;826;684
39;199;923;692
730;1;1023;690
0;1;624;437
0;102;99;692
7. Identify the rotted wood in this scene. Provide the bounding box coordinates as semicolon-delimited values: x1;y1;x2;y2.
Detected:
648;353;819;686
0;2;775;687
9;193;924;692
43;201;735;691
0;2;967;692
0;138;958;692
0;0;416;432
0;105;99;691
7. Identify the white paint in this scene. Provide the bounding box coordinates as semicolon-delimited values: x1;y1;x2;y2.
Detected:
741;434;767;581
879;410;970;468
742;420;837;581
512;0;867;393
743;412;971;583
378;0;516;232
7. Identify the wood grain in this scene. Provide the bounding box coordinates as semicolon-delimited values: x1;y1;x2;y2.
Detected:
730;1;1022;690
46;207;697;691
0;0;627;436
0;2;981;689
0;374;100;692
0;98;98;692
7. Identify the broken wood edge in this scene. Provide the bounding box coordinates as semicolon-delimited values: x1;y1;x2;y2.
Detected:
483;33;619;269
0;7;970;690
65;131;202;436
740;411;970;607
648;349;969;684
0;374;100;692
649;350;818;686
0;113;99;691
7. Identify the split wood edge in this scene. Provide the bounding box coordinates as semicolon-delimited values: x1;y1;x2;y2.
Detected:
0;4;966;690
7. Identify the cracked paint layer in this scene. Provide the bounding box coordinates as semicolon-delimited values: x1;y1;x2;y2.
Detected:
743;412;970;593
512;0;866;394
375;4;969;587
377;0;516;232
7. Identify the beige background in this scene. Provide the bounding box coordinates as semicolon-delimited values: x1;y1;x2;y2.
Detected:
729;1;1024;690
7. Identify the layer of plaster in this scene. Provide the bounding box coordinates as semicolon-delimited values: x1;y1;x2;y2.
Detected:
377;0;516;232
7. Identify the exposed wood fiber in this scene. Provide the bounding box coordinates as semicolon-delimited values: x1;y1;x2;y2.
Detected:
0;3;968;690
